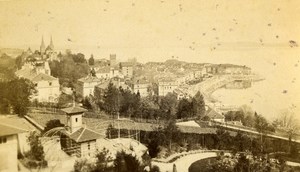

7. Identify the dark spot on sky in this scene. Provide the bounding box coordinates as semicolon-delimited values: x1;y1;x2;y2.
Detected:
282;90;287;94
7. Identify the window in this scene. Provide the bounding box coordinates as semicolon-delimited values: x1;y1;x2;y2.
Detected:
0;137;7;144
75;118;78;122
88;143;90;150
49;82;52;86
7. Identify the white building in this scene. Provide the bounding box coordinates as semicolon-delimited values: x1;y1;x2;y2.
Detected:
0;123;28;172
15;66;60;103
78;75;102;97
120;62;134;78
95;66;111;79
158;78;178;96
133;79;150;97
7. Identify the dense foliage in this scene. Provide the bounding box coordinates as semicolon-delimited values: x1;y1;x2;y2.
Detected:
0;78;36;115
43;119;65;134
49;52;89;88
0;53;16;80
94;82;205;121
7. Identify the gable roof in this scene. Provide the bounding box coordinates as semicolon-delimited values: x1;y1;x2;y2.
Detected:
31;73;57;82
205;107;225;119
61;106;87;114
0;123;27;137
69;127;103;143
0;116;35;132
78;75;102;83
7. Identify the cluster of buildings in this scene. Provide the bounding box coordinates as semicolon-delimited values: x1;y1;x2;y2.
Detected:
15;37;61;103
78;54;151;98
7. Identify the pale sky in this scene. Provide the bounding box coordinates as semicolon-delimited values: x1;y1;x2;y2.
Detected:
1;0;300;119
1;0;300;64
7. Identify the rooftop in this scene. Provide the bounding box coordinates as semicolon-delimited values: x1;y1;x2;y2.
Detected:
31;73;57;82
69;127;103;143
61;106;87;114
120;62;134;67
205;107;225;119
78;75;102;83
0;123;27;137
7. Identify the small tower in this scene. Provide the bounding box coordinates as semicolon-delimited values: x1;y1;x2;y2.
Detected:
61;106;87;133
49;36;54;50
40;36;46;54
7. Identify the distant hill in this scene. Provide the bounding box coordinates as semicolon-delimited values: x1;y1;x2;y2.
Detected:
0;48;23;58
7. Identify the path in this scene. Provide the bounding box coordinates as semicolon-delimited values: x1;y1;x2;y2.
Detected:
152;152;217;172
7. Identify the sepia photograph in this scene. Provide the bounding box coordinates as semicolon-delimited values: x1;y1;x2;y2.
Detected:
0;0;300;171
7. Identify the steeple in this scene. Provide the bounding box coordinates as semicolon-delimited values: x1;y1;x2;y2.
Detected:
49;35;54;50
40;36;45;54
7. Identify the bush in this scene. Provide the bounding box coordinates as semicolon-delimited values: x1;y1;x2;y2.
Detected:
150;165;161;172
27;131;45;161
21;158;48;169
74;159;93;172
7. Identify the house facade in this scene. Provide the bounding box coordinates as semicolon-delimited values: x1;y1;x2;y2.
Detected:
0;124;27;172
158;78;178;96
120;62;134;78
15;66;60;103
78;75;102;97
133;79;149;97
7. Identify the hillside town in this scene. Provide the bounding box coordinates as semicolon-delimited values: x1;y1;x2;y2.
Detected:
1;0;300;171
0;36;300;172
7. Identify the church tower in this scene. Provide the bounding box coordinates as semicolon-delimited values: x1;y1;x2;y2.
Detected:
49;36;54;50
40;36;45;54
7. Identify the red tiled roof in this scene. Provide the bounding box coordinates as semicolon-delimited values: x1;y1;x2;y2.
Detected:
69;127;103;143
61;106;87;114
0;123;27;137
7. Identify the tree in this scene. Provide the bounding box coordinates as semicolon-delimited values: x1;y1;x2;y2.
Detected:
43;119;64;134
215;128;232;150
94;148;113;172
73;159;93;172
27;131;45;161
103;82;120;117
163;118;181;150
72;53;86;63
8;78;36;116
275;109;300;154
254;112;269;153
114;151;143;172
143;127;166;158
88;54;95;65
192;91;206;119
176;98;193;119
159;93;177;119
